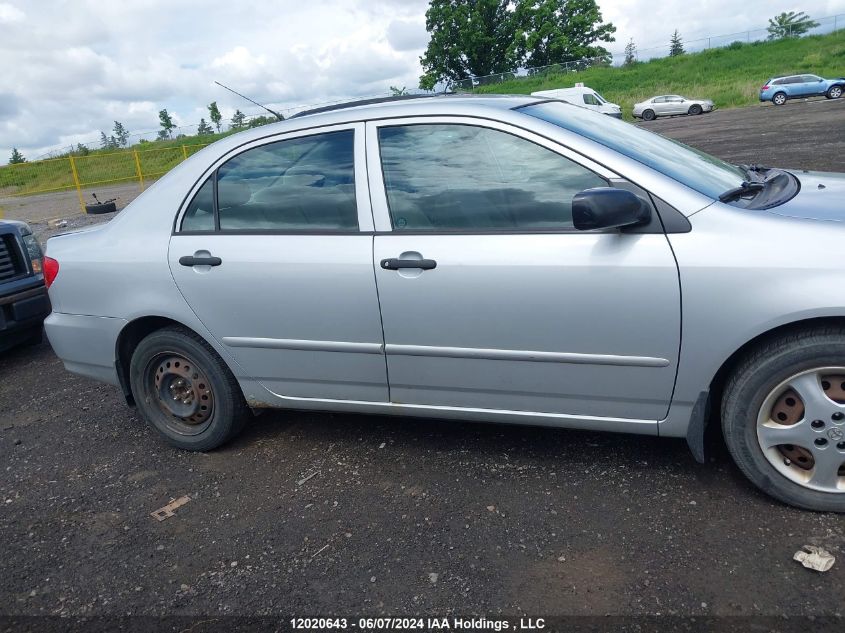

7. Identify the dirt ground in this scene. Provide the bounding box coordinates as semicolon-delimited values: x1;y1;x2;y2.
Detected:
2;99;845;627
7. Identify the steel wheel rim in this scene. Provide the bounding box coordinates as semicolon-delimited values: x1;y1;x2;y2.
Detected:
756;367;845;493
147;352;215;436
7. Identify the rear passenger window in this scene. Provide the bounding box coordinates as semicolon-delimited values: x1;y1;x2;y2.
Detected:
378;124;606;231
181;177;215;232
216;130;357;231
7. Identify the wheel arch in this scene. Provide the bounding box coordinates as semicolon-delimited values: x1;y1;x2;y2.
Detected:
688;316;845;461
115;315;225;406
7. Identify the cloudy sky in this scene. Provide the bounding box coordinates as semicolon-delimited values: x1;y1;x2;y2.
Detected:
1;0;844;162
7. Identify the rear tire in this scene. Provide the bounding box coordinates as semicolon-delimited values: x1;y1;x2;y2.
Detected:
826;85;843;100
772;92;787;106
722;327;845;512
642;109;656;121
129;326;250;451
85;201;117;215
688;104;703;115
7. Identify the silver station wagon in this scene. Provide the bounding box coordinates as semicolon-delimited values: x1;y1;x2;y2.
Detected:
44;95;845;511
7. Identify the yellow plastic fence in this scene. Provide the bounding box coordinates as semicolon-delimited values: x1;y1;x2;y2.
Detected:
0;144;210;213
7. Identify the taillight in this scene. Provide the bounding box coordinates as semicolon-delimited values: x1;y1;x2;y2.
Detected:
43;256;59;288
761;85;769;90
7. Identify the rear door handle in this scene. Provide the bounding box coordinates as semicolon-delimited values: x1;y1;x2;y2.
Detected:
179;255;222;267
381;258;437;271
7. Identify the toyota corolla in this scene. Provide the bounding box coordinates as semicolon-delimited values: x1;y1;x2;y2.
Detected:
43;95;845;511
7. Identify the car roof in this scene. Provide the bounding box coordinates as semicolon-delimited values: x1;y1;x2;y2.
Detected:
202;94;545;151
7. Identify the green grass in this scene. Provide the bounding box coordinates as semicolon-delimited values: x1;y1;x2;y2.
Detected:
475;31;845;118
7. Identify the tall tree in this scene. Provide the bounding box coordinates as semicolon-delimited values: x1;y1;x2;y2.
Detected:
99;131;116;149
207;101;222;132
9;148;25;164
669;29;684;56
623;38;637;66
158;109;176;139
767;11;819;39
197;118;214;135
511;0;615;68
230;109;246;130
419;0;517;90
247;115;276;128
113;121;129;147
390;85;409;96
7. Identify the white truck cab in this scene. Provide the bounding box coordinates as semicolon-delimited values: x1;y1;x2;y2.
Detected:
531;85;622;118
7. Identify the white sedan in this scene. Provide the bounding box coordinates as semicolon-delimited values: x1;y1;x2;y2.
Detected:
633;95;714;121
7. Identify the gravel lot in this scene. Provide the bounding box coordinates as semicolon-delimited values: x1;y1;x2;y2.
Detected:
2;99;845;624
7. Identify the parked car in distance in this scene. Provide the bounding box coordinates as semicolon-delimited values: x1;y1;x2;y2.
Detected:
531;86;622;118
0;220;49;352
632;95;714;120
760;74;845;105
44;94;845;512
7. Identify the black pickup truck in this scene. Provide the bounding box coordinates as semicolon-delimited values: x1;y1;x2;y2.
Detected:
0;220;50;352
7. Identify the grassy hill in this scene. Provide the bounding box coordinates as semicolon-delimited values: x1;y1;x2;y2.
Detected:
475;31;845;117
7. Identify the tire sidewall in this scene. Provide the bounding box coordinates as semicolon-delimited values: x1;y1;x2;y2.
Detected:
130;329;240;451
643;109;655;121
773;92;787;105
724;339;845;511
689;105;702;115
828;86;842;99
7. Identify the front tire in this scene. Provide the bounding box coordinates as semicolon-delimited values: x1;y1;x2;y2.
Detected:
722;327;845;512
688;104;703;115
772;92;787;106
129;326;250;451
642;109;656;121
826;85;843;99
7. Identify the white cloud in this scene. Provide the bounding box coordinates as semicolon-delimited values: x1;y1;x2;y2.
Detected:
1;0;844;162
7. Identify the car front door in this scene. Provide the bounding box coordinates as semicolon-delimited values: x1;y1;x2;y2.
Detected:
801;75;825;95
168;123;388;403
665;96;686;114
367;118;681;422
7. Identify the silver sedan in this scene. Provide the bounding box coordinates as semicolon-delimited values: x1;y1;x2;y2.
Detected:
633;94;714;120
43;95;845;511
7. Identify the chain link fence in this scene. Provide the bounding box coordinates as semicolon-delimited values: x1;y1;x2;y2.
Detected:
453;13;845;91
0;143;211;215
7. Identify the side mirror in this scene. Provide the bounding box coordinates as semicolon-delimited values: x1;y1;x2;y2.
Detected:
572;188;650;231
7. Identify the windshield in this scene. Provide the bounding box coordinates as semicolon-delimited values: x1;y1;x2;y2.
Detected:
520;101;746;199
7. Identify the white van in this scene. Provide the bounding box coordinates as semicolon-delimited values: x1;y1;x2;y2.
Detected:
531;85;622;118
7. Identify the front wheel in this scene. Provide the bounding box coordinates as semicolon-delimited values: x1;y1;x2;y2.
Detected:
688;104;703;115
827;85;843;99
722;327;845;511
772;92;787;106
129;326;250;451
642;109;656;121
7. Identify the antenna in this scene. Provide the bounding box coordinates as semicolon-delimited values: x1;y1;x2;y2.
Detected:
214;81;285;121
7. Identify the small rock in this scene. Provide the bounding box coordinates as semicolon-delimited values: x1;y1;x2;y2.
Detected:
379;443;386;449
428;573;439;584
180;584;190;591
231;561;238;567
486;505;495;512
14;439;21;446
370;576;376;583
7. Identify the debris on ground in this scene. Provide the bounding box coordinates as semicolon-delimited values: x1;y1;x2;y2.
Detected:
297;471;319;486
47;218;68;229
793;545;836;572
150;495;192;522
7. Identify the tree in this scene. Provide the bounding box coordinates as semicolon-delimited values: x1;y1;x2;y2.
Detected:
230;109;246;130
767;11;819;40
74;143;90;156
113;121;129;147
247;115;276;128
623;38;636;66
669;29;684;56
390;85;409;96
511;0;615;69
156;130;169;141
9;148;25;164
158;109;176;139
419;0;518;90
99;131;118;150
207;101;222;133
197;118;214;135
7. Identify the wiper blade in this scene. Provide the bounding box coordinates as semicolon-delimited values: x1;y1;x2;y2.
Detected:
719;181;765;203
738;163;771;182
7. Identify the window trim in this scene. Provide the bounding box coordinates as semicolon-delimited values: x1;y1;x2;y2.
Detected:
365;116;617;234
174;122;372;235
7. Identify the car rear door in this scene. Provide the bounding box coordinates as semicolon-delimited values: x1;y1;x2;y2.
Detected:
367;118;681;422
168;123;388;403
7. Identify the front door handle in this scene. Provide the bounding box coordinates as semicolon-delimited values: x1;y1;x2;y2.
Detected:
179;255;222;267
381;258;437;271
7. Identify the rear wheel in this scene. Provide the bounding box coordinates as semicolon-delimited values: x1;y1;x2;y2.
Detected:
827;85;843;99
772;92;787;106
642;109;656;121
722;327;845;512
688;104;703;115
129;326;250;451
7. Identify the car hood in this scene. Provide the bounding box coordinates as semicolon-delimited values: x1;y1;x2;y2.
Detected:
766;170;845;222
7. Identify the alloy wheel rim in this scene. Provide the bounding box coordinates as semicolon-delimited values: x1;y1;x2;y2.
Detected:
148;352;214;435
832;87;842;98
774;94;785;104
756;367;845;493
